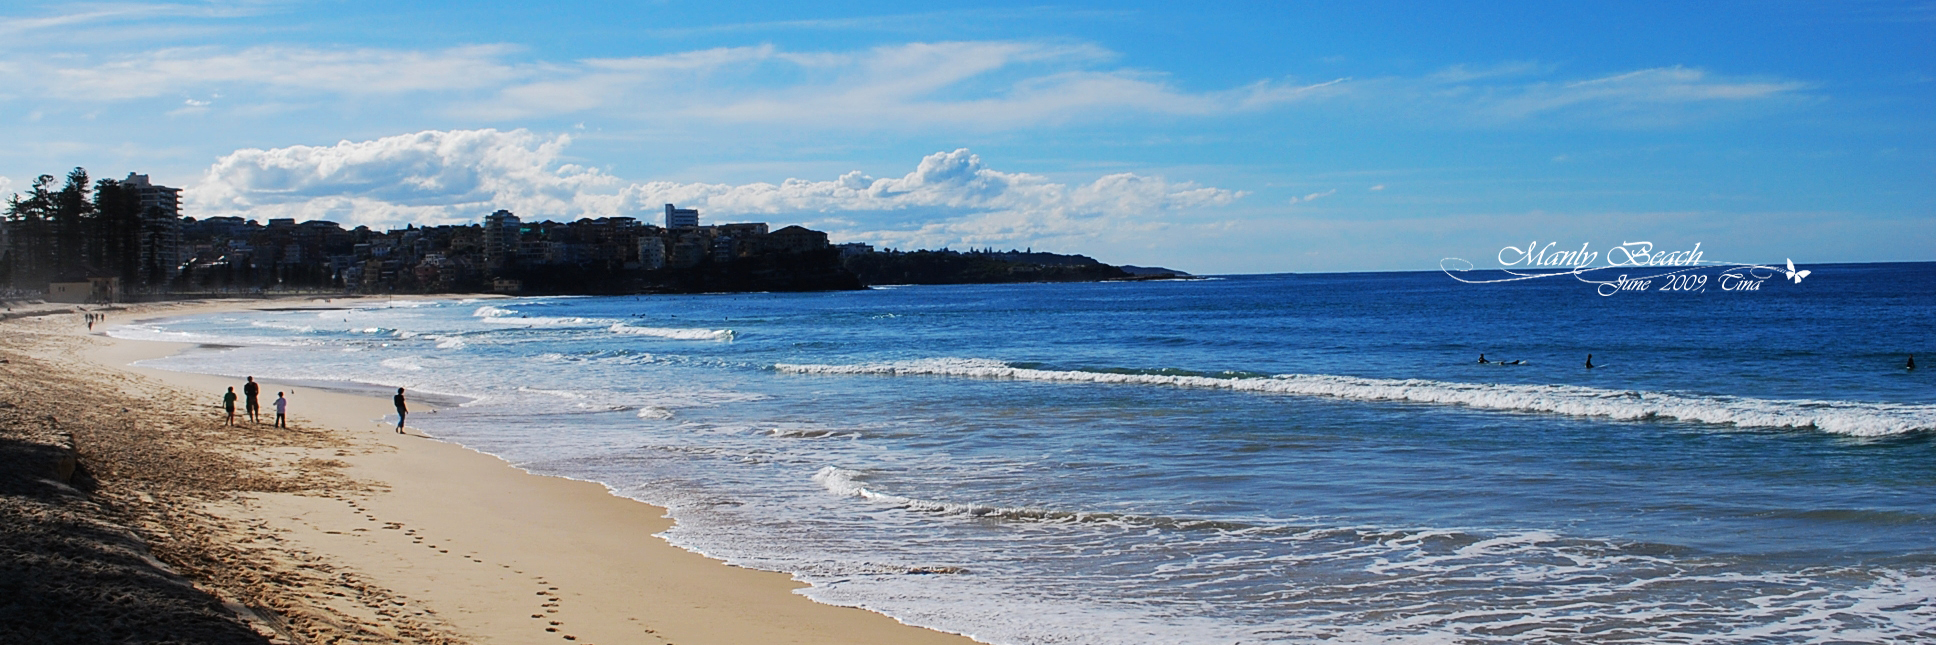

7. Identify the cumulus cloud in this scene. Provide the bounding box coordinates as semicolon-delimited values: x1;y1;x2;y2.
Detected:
616;148;1245;248
190;129;623;228
189;129;1245;249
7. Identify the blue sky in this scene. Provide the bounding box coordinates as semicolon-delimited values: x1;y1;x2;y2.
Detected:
1;1;1930;273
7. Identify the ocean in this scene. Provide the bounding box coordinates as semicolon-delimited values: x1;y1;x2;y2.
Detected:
112;262;1936;644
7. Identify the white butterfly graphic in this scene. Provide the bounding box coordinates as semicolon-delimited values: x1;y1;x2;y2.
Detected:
1785;259;1810;284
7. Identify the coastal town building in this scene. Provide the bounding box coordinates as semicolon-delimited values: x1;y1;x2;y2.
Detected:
125;173;185;286
482;210;521;269
664;203;699;228
5;177;856;295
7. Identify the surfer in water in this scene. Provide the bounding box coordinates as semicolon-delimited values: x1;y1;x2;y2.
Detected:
1479;354;1490;364
1910;355;1917;370
1585;354;1595;369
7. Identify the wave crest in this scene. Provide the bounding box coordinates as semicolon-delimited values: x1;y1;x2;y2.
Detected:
776;359;1936;436
608;323;735;341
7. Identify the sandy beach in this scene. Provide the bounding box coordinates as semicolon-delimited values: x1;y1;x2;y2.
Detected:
0;298;979;645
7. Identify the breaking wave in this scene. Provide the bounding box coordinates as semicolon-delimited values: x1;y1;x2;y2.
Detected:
813;467;1254;530
776;358;1936;436
607;323;735;341
474;304;732;340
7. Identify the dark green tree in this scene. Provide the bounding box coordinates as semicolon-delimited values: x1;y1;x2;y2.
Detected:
3;175;58;287
51;167;93;280
91;178;145;286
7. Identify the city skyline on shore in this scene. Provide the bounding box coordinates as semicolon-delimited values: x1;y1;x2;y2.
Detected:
1;1;1930;274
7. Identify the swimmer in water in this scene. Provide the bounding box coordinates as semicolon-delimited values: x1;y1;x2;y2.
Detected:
1585;354;1595;369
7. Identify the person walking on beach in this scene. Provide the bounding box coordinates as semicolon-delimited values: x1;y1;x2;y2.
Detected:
223;387;237;426
273;392;288;429
243;376;261;424
393;387;408;434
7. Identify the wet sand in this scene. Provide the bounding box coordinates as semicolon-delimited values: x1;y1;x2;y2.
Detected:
2;298;979;645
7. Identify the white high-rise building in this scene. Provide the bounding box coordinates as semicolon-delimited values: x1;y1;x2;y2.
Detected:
483;210;521;268
664;204;699;228
124;173;182;285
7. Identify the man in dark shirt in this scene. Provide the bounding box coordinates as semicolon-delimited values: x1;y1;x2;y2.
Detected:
393;387;407;434
243;377;261;424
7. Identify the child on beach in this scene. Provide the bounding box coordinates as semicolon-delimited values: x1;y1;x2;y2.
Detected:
223;387;237;426
273;392;288;428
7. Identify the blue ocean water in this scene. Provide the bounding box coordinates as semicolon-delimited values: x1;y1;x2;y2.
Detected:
115;263;1936;644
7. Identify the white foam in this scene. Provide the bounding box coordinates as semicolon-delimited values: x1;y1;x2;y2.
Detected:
776;358;1936;436
106;324;316;347
248;320;314;333
815;467;1094;521
607;323;736;341
478;315;609;327
380;356;425;371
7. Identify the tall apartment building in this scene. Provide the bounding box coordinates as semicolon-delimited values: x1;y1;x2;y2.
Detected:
124;173;183;285
664;203;699;228
483;210;521;268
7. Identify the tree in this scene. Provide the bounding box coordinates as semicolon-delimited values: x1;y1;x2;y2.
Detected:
92;178;144;286
3;175;58;287
50;167;93;280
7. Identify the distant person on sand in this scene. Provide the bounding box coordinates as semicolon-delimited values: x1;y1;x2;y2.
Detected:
394;388;408;434
223;387;237;426
273;392;288;428
243;376;261;424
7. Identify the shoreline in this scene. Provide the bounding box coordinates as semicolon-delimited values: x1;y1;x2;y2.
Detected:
33;297;981;645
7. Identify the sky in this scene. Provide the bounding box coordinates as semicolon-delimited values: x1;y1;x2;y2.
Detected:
0;1;1930;274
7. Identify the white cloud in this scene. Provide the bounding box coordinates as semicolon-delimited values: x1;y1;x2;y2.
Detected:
617;148;1245;248
471;41;1343;126
35;44;527;100
189;129;623;228
1287;189;1336;204
189;129;1245;250
8;37;1806;130
1483;66;1810;119
0;4;214;36
12;40;1342;128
